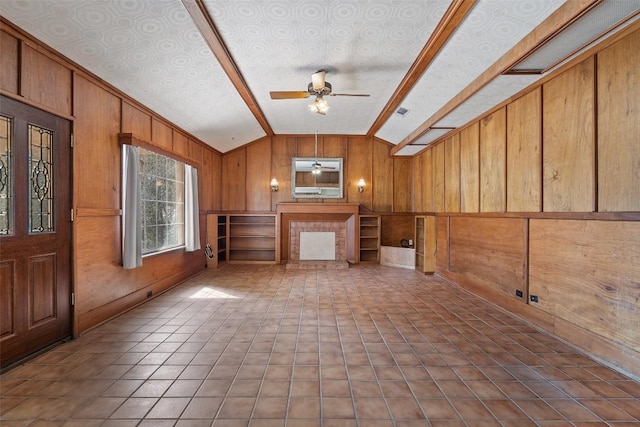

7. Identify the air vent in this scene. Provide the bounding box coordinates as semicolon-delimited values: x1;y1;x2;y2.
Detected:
395;107;410;117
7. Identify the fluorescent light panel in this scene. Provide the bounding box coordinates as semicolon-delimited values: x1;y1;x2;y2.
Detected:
412;127;455;146
509;0;640;73
394;145;427;156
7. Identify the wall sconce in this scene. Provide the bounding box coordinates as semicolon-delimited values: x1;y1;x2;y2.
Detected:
357;178;366;193
270;178;279;192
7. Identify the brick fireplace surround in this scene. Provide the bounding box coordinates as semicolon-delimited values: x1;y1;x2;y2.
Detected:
276;203;360;264
289;221;347;261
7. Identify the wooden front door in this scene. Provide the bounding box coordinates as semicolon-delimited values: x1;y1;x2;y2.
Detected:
0;96;72;369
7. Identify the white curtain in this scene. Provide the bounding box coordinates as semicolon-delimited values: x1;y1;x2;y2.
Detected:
185;164;201;252
122;145;142;268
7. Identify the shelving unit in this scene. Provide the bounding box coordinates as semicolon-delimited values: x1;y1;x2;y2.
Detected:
217;215;227;264
228;214;276;263
205;214;227;269
415;215;436;274
415;216;425;272
359;215;381;263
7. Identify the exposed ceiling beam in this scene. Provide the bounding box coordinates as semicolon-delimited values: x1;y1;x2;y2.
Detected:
366;0;477;138
390;0;599;155
182;0;274;136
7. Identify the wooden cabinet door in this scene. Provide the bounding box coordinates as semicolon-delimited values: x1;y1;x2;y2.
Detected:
1;96;71;369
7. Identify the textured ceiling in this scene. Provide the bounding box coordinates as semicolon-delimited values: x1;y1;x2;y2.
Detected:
1;0;638;154
205;0;450;137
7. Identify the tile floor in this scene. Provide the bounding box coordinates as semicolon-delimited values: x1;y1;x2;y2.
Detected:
1;264;639;426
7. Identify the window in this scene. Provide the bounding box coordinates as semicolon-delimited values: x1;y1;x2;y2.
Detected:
139;148;185;255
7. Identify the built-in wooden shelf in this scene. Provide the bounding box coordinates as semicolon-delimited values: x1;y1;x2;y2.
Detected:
415;215;436;274
228;214;276;263
206;214;227;269
359;215;380;262
206;213;277;266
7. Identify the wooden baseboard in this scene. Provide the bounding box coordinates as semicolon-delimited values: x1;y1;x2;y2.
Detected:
437;272;640;381
76;266;204;334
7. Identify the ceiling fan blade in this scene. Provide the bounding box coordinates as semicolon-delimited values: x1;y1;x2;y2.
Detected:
270;91;310;99
330;93;370;97
311;71;326;91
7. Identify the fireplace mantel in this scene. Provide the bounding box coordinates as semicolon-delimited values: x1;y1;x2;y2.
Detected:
276;203;360;264
276;203;360;216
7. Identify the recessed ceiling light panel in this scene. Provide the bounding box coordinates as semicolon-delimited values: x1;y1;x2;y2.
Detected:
508;0;640;73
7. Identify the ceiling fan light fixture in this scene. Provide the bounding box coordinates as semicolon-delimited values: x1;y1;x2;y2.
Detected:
311;70;326;91
309;96;329;115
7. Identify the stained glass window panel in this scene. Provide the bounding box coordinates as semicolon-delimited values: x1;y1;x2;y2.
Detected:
0;115;11;235
29;124;54;233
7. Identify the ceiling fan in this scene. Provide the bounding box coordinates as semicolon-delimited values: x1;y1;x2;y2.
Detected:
270;70;370;115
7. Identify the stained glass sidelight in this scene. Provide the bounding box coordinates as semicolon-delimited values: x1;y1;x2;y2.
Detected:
0;116;11;235
29;124;54;233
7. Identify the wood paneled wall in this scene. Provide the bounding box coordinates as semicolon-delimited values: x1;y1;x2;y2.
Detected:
414;28;640;378
1;23;221;335
221;135;413;214
542;58;595;212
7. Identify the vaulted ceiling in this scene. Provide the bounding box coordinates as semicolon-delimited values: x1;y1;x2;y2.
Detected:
1;0;638;154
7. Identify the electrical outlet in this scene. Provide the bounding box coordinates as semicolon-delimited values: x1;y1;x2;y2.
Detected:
530;295;539;303
515;290;523;298
408;239;413;246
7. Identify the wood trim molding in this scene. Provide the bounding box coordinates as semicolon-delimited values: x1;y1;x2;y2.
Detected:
119;133;197;167
1;17;219;158
0;90;75;121
75;267;202;335
75;208;121;217
438;272;640;380
390;0;598;155
433;211;640;221
367;0;477;138
182;0;274;137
